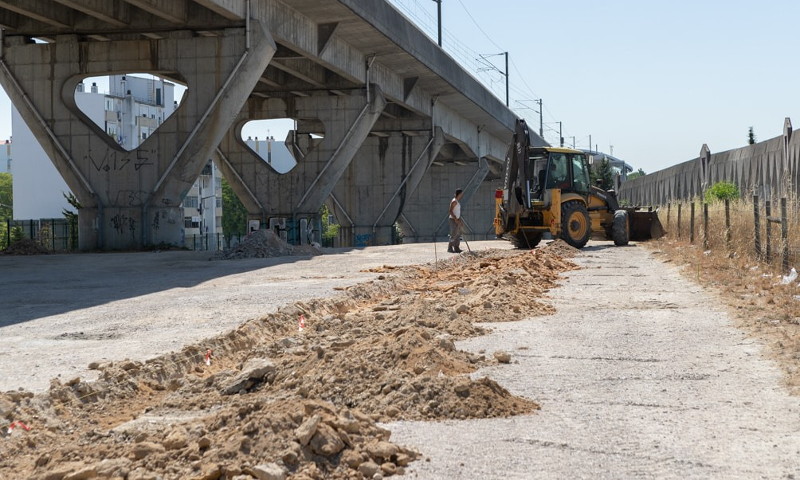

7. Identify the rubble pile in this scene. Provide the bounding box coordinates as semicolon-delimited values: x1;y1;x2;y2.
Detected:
217;230;321;260
3;238;50;255
0;246;577;479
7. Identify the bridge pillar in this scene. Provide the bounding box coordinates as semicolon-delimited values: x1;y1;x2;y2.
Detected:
215;87;386;244
0;22;275;250
398;158;496;243
329;127;444;246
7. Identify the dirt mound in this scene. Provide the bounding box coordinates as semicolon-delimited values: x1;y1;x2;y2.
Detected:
3;238;50;255
540;238;580;257
216;230;321;260
0;248;577;479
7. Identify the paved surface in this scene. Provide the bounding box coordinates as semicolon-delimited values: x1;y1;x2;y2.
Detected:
388;242;800;479
1;241;501;393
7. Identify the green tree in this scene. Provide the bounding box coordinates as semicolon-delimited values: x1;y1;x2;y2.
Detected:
748;127;756;145
704;181;740;203
591;158;614;190
0;172;12;249
320;204;339;246
221;177;248;238
627;168;646;180
62;192;81;250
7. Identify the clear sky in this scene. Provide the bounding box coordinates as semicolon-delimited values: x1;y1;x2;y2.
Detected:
0;0;798;174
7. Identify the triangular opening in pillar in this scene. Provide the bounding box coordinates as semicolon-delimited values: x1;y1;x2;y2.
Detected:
240;118;299;174
74;73;186;151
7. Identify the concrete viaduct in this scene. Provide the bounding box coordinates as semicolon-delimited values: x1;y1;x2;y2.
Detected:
0;0;544;250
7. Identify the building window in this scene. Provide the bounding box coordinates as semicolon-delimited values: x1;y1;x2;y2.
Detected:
216;198;222;208
183;196;199;208
184;217;199;228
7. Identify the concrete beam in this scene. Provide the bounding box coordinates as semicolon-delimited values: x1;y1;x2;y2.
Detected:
0;9;20;30
336;0;518;138
123;0;186;24
54;0;131;27
0;0;73;29
191;0;245;21
55;0;130;27
270;58;327;88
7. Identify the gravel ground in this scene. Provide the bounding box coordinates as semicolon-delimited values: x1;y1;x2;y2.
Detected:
387;242;800;479
1;240;505;393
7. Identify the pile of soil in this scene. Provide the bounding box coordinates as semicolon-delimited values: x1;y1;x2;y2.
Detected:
0;245;577;479
216;230;321;260
2;238;50;255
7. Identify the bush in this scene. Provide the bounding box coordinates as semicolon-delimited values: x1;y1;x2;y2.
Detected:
10;225;24;243
704;181;740;203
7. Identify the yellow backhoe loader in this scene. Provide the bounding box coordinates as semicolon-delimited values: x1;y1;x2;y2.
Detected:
494;119;663;249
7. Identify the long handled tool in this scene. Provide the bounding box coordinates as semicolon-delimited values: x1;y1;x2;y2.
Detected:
462;234;472;253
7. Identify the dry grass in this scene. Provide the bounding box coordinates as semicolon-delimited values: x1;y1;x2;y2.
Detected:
651;196;800;395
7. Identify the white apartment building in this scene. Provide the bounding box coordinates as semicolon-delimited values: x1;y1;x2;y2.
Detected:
0;139;10;173
243;135;296;173
11;74;223;247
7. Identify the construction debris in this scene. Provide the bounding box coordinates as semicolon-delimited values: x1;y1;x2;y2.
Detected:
216;230;322;260
0;245;577;479
2;238;50;255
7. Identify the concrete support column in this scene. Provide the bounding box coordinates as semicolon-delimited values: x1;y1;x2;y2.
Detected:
398;157;495;242
329;127;444;246
0;21;275;250
215;87;386;244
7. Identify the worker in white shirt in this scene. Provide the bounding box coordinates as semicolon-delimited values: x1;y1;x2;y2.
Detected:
447;188;464;253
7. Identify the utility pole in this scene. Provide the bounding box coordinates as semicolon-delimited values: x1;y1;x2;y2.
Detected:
610;145;614;156
536;99;543;139
504;51;509;107
589;134;592;153
558;121;563;147
478;52;509;107
432;0;442;47
570;136;576;149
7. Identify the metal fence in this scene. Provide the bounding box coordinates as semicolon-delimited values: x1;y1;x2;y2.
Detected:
2;220;243;253
620;118;798;206
3;218;77;251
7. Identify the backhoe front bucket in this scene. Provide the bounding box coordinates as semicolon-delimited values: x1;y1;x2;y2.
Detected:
628;210;665;241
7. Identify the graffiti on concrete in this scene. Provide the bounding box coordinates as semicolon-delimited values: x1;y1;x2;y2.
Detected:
86;149;156;172
110;213;136;238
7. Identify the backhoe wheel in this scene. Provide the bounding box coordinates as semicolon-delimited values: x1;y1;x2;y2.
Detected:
612;209;630;246
511;230;543;249
561;201;591;249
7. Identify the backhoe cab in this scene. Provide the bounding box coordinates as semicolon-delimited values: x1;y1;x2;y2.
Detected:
494;119;663;249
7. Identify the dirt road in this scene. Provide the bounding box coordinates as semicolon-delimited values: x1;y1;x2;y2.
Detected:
387;242;800;478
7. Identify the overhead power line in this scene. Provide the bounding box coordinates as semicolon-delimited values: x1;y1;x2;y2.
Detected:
388;0;593;150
